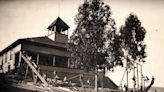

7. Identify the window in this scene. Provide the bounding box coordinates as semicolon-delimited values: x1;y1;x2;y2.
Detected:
55;56;68;68
39;54;53;66
5;54;7;62
10;50;13;60
2;55;3;63
0;56;2;69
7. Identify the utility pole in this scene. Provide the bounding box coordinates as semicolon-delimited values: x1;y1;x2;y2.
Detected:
126;62;129;92
102;64;105;92
135;62;143;92
126;56;129;92
95;66;98;92
137;64;139;92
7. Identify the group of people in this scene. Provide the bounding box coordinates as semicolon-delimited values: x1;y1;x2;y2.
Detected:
24;52;68;86
23;52;91;88
42;70;69;86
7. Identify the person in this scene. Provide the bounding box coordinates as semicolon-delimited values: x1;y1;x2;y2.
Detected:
79;74;84;87
27;56;32;61
8;62;11;73
144;76;155;92
87;78;90;87
53;70;56;76
63;76;67;82
53;70;59;80
124;84;128;92
63;76;68;86
34;67;40;84
43;73;47;80
31;60;37;68
52;70;59;86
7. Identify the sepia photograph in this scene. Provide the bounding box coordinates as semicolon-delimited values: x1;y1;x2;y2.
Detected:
0;0;164;92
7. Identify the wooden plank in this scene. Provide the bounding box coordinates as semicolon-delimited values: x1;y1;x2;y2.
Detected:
21;53;48;87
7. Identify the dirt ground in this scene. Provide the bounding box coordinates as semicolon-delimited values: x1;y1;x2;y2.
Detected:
0;73;71;92
0;73;40;92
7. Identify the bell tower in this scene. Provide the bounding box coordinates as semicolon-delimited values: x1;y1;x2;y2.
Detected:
47;17;70;43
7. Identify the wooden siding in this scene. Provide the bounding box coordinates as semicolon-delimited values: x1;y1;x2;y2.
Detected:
0;44;21;73
55;32;68;43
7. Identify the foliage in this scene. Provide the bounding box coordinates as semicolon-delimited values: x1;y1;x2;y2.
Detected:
69;0;121;71
107;33;124;69
120;13;146;67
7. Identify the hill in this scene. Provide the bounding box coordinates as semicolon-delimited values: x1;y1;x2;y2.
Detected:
148;86;164;92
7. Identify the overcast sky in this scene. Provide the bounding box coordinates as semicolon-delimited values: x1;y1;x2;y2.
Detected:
0;0;164;87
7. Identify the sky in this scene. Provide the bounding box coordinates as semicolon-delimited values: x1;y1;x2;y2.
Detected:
0;0;164;87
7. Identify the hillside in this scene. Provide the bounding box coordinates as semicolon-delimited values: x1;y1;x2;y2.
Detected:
148;86;164;92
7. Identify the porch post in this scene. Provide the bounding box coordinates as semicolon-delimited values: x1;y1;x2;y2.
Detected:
18;51;22;67
36;54;39;65
53;56;56;66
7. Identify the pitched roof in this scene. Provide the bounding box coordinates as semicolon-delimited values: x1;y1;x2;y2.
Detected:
0;36;68;56
25;36;67;48
103;77;118;89
47;17;70;31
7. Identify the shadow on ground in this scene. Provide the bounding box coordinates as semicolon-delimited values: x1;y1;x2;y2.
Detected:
0;73;38;92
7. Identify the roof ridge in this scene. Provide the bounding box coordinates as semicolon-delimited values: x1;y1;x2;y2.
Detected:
18;36;47;40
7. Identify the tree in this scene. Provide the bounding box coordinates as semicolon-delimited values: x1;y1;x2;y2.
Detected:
69;0;122;91
120;14;146;63
70;0;119;71
119;13;147;91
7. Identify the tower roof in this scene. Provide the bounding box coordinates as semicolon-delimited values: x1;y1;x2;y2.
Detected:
47;17;70;32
